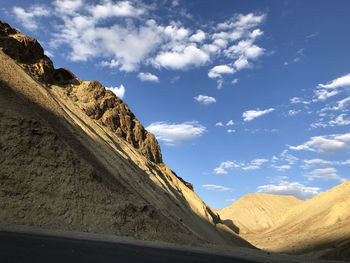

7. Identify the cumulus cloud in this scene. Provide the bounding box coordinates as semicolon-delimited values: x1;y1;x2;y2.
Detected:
106;84;125;99
202;184;231;191
194;94;216;105
146;121;206;146
189;30;206;42
215;122;224;127
137;72;159;82
242;108;275;121
89;0;144;19
257;181;321;200
155;45;209;70
307;168;346;182
289;132;350;154
13;5;50;30
17;2;266;77
227;129;235;133
329;114;350;126
208;64;235;78
303;158;350;169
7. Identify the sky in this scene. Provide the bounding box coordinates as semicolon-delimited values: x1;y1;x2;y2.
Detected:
2;0;350;208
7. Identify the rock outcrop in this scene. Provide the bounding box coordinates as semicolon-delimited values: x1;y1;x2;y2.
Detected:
0;20;163;165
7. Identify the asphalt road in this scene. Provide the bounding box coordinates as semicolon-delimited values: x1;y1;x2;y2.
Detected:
0;231;257;263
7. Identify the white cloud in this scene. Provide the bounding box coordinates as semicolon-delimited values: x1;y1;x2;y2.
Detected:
289;132;350;154
242;165;260;170
227;129;235;133
251;158;269;166
225;40;264;61
288;109;300;116
217;13;266;30
318;73;350;89
271;164;291;171
257;181;321;200
329;114;350;126
234;57;250;70
53;0;83;14
13;5;50;30
89;0;145;19
146;121;206;146
303;158;350;168
194;94;216;105
202;184;231;191
325;96;350;111
107;84;125;99
137;72;159;82
290;97;310;104
307;167;346;182
208;64;235;78
232;78;239;85
189;30;206;42
215;122;224;127
226;120;234;126
99;59;120;68
280;150;299;164
155;45;209;70
242;108;275;122
225;198;236;202
214;161;240;174
314;73;350;102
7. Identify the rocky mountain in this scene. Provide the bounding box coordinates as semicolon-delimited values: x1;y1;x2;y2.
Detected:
218;184;350;261
217;193;303;234
0;21;247;247
250;180;350;261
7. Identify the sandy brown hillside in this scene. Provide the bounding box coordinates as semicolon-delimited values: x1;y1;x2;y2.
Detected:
217;193;303;234
0;21;251;248
242;181;350;261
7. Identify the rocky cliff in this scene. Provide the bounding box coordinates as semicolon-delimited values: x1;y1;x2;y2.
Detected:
0;20;246;247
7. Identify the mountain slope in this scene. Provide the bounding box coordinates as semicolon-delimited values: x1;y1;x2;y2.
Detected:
244;181;350;261
217;193;303;234
0;21;251;248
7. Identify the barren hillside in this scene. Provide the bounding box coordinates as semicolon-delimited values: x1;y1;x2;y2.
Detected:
217;193;303;233
0;21;251;248
245;180;350;261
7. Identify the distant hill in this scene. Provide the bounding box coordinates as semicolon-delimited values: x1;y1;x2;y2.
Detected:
251;180;350;261
217;193;302;233
0;20;251;248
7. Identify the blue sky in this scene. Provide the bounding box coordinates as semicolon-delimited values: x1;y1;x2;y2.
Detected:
2;0;350;208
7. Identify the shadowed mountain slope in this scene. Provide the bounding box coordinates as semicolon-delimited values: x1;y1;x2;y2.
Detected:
0;21;250;248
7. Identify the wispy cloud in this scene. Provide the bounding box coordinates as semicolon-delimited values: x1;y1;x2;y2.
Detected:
307;167;346;182
202;184;231;191
289;132;350;154
257;181;320;200
242;108;275;121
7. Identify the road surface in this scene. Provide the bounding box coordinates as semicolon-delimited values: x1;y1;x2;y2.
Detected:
0;231;257;263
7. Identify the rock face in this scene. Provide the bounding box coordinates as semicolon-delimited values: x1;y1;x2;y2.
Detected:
1;20;251;248
0;20;162;165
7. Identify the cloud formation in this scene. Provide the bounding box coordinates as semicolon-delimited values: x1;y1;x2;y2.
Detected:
202;184;231;191
146;121;206;146
106;84;125;99
289;132;350;153
257;181;321;200
194;94;216;105
137;72;159;82
242;108;275;121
